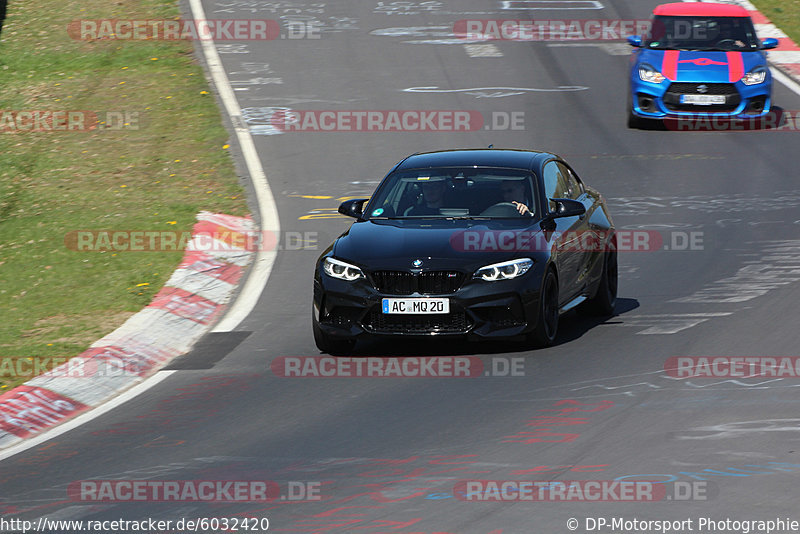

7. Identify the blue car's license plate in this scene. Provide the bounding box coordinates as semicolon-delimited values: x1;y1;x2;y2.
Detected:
680;94;726;105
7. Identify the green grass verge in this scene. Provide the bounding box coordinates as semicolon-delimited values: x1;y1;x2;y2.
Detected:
0;0;248;391
751;0;800;45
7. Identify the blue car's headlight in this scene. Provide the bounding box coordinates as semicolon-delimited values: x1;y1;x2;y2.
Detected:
638;63;665;84
323;257;364;281
474;258;533;281
742;66;767;85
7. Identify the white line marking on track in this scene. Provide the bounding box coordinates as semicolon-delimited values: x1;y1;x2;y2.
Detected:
616;312;733;334
677;419;800;440
501;0;603;9
772;67;800;97
403;85;588;97
0;0;280;462
464;44;504;57
186;0;280;332
671;240;800;303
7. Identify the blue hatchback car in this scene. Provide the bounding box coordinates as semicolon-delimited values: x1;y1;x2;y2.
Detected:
627;2;778;128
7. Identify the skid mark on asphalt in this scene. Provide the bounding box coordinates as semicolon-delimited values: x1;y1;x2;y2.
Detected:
0;456;253;510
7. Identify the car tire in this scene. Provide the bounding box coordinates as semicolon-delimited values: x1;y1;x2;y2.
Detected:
627;109;644;129
581;249;618;316
527;268;559;348
626;91;640;129
313;319;356;355
627;90;653;129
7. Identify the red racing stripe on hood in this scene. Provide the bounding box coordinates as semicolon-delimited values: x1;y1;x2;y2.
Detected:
662;50;679;80
726;52;744;82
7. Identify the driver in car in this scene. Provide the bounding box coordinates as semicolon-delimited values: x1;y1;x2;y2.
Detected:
716;21;746;49
501;179;533;216
406;179;447;216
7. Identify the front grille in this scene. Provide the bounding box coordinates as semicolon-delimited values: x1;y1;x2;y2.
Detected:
321;306;363;328
663;82;740;112
370;270;465;295
364;308;471;334
472;306;525;328
667;83;739;96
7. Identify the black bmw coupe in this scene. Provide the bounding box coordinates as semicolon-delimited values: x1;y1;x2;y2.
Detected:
312;149;617;354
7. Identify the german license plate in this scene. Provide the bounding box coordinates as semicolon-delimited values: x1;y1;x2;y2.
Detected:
680;94;726;105
382;298;449;314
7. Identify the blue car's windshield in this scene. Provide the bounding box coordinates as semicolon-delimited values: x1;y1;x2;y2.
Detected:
365;167;537;220
646;16;759;51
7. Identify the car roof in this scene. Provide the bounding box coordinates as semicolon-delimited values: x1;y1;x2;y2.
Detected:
394;149;551;172
653;2;750;18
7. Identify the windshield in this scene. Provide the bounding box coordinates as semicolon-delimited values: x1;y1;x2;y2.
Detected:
365;167;537;220
646;16;759;51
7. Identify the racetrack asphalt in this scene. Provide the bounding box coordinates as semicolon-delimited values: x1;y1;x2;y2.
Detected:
2;0;800;532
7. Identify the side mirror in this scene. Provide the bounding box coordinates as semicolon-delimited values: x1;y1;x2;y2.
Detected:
550;198;586;219
338;198;369;219
761;38;778;50
627;35;643;48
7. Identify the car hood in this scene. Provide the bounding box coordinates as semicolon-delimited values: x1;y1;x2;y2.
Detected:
639;49;765;83
332;219;549;271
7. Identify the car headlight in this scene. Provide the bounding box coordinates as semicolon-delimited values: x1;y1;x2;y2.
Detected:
323;257;364;281
638;63;665;84
742;66;767;85
474;258;533;281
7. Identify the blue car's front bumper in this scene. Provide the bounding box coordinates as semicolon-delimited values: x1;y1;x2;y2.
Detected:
629;70;772;120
